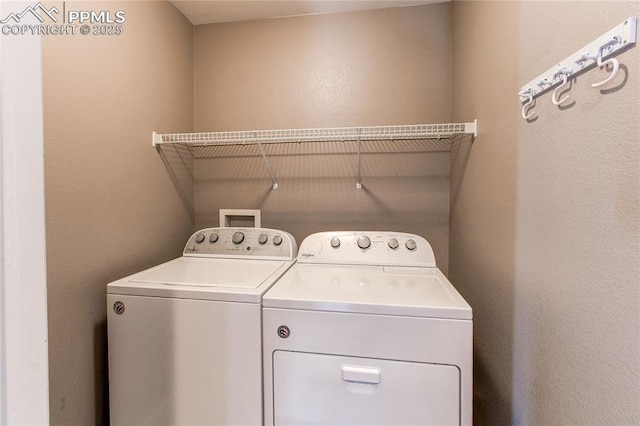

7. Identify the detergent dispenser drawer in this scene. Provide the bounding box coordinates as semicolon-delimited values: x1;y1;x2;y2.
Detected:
272;350;460;426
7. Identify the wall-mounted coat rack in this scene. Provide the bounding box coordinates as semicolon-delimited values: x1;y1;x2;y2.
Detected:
153;121;477;189
519;17;637;119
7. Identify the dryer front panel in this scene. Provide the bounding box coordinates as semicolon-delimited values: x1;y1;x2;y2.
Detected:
272;350;459;425
262;307;473;426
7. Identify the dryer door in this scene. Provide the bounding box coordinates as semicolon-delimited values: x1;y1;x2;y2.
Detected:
272;350;460;425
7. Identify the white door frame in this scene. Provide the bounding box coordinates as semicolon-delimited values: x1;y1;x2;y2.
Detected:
0;1;50;424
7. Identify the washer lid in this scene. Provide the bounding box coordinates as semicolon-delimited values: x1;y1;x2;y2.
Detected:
107;257;293;303
130;257;284;288
262;264;472;320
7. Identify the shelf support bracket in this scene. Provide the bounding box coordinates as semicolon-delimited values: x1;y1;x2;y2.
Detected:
152;131;163;150
256;140;278;189
356;129;362;189
466;119;478;138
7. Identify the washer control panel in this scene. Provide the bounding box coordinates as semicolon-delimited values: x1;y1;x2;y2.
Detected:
297;231;436;267
183;227;297;260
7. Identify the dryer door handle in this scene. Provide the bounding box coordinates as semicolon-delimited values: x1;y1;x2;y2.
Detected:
341;365;381;384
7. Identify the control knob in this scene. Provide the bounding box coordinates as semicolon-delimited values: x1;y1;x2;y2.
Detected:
388;238;399;249
357;236;371;249
209;233;219;243
195;233;205;243
405;239;417;251
232;231;245;244
258;234;268;245
273;235;283;246
330;237;341;248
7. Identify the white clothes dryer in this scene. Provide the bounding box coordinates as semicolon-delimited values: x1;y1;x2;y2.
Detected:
107;227;297;426
262;231;472;426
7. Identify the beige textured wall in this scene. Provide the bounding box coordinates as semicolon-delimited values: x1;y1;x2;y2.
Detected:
42;2;194;425
451;1;640;425
193;4;454;271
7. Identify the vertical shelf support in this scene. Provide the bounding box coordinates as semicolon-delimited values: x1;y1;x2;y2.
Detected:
356;130;362;189
256;140;278;189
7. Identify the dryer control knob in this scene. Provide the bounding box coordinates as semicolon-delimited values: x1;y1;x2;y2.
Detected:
209;233;219;243
258;234;268;245
330;237;341;248
405;239;417;251
232;231;245;244
388;238;399;249
273;235;283;246
357;236;371;249
195;233;205;243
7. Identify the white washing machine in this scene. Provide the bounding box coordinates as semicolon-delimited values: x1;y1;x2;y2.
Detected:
262;231;472;426
107;227;297;426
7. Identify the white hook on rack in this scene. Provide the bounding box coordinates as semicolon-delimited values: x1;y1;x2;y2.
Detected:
552;68;572;106
577;35;622;88
522;92;535;120
592;55;620;88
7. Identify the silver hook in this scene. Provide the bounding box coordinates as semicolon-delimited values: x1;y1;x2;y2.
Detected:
537;78;552;90
522;92;535;120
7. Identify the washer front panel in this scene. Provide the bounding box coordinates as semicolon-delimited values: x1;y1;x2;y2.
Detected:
108;294;262;425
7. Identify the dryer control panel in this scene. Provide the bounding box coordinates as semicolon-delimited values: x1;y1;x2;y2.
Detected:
297;231;436;267
183;227;297;260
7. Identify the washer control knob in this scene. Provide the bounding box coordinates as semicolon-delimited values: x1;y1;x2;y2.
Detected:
357;236;371;249
273;235;283;246
258;234;268;245
195;233;205;243
388;238;399;249
232;231;245;244
209;233;219;243
330;237;341;248
405;239;417;251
